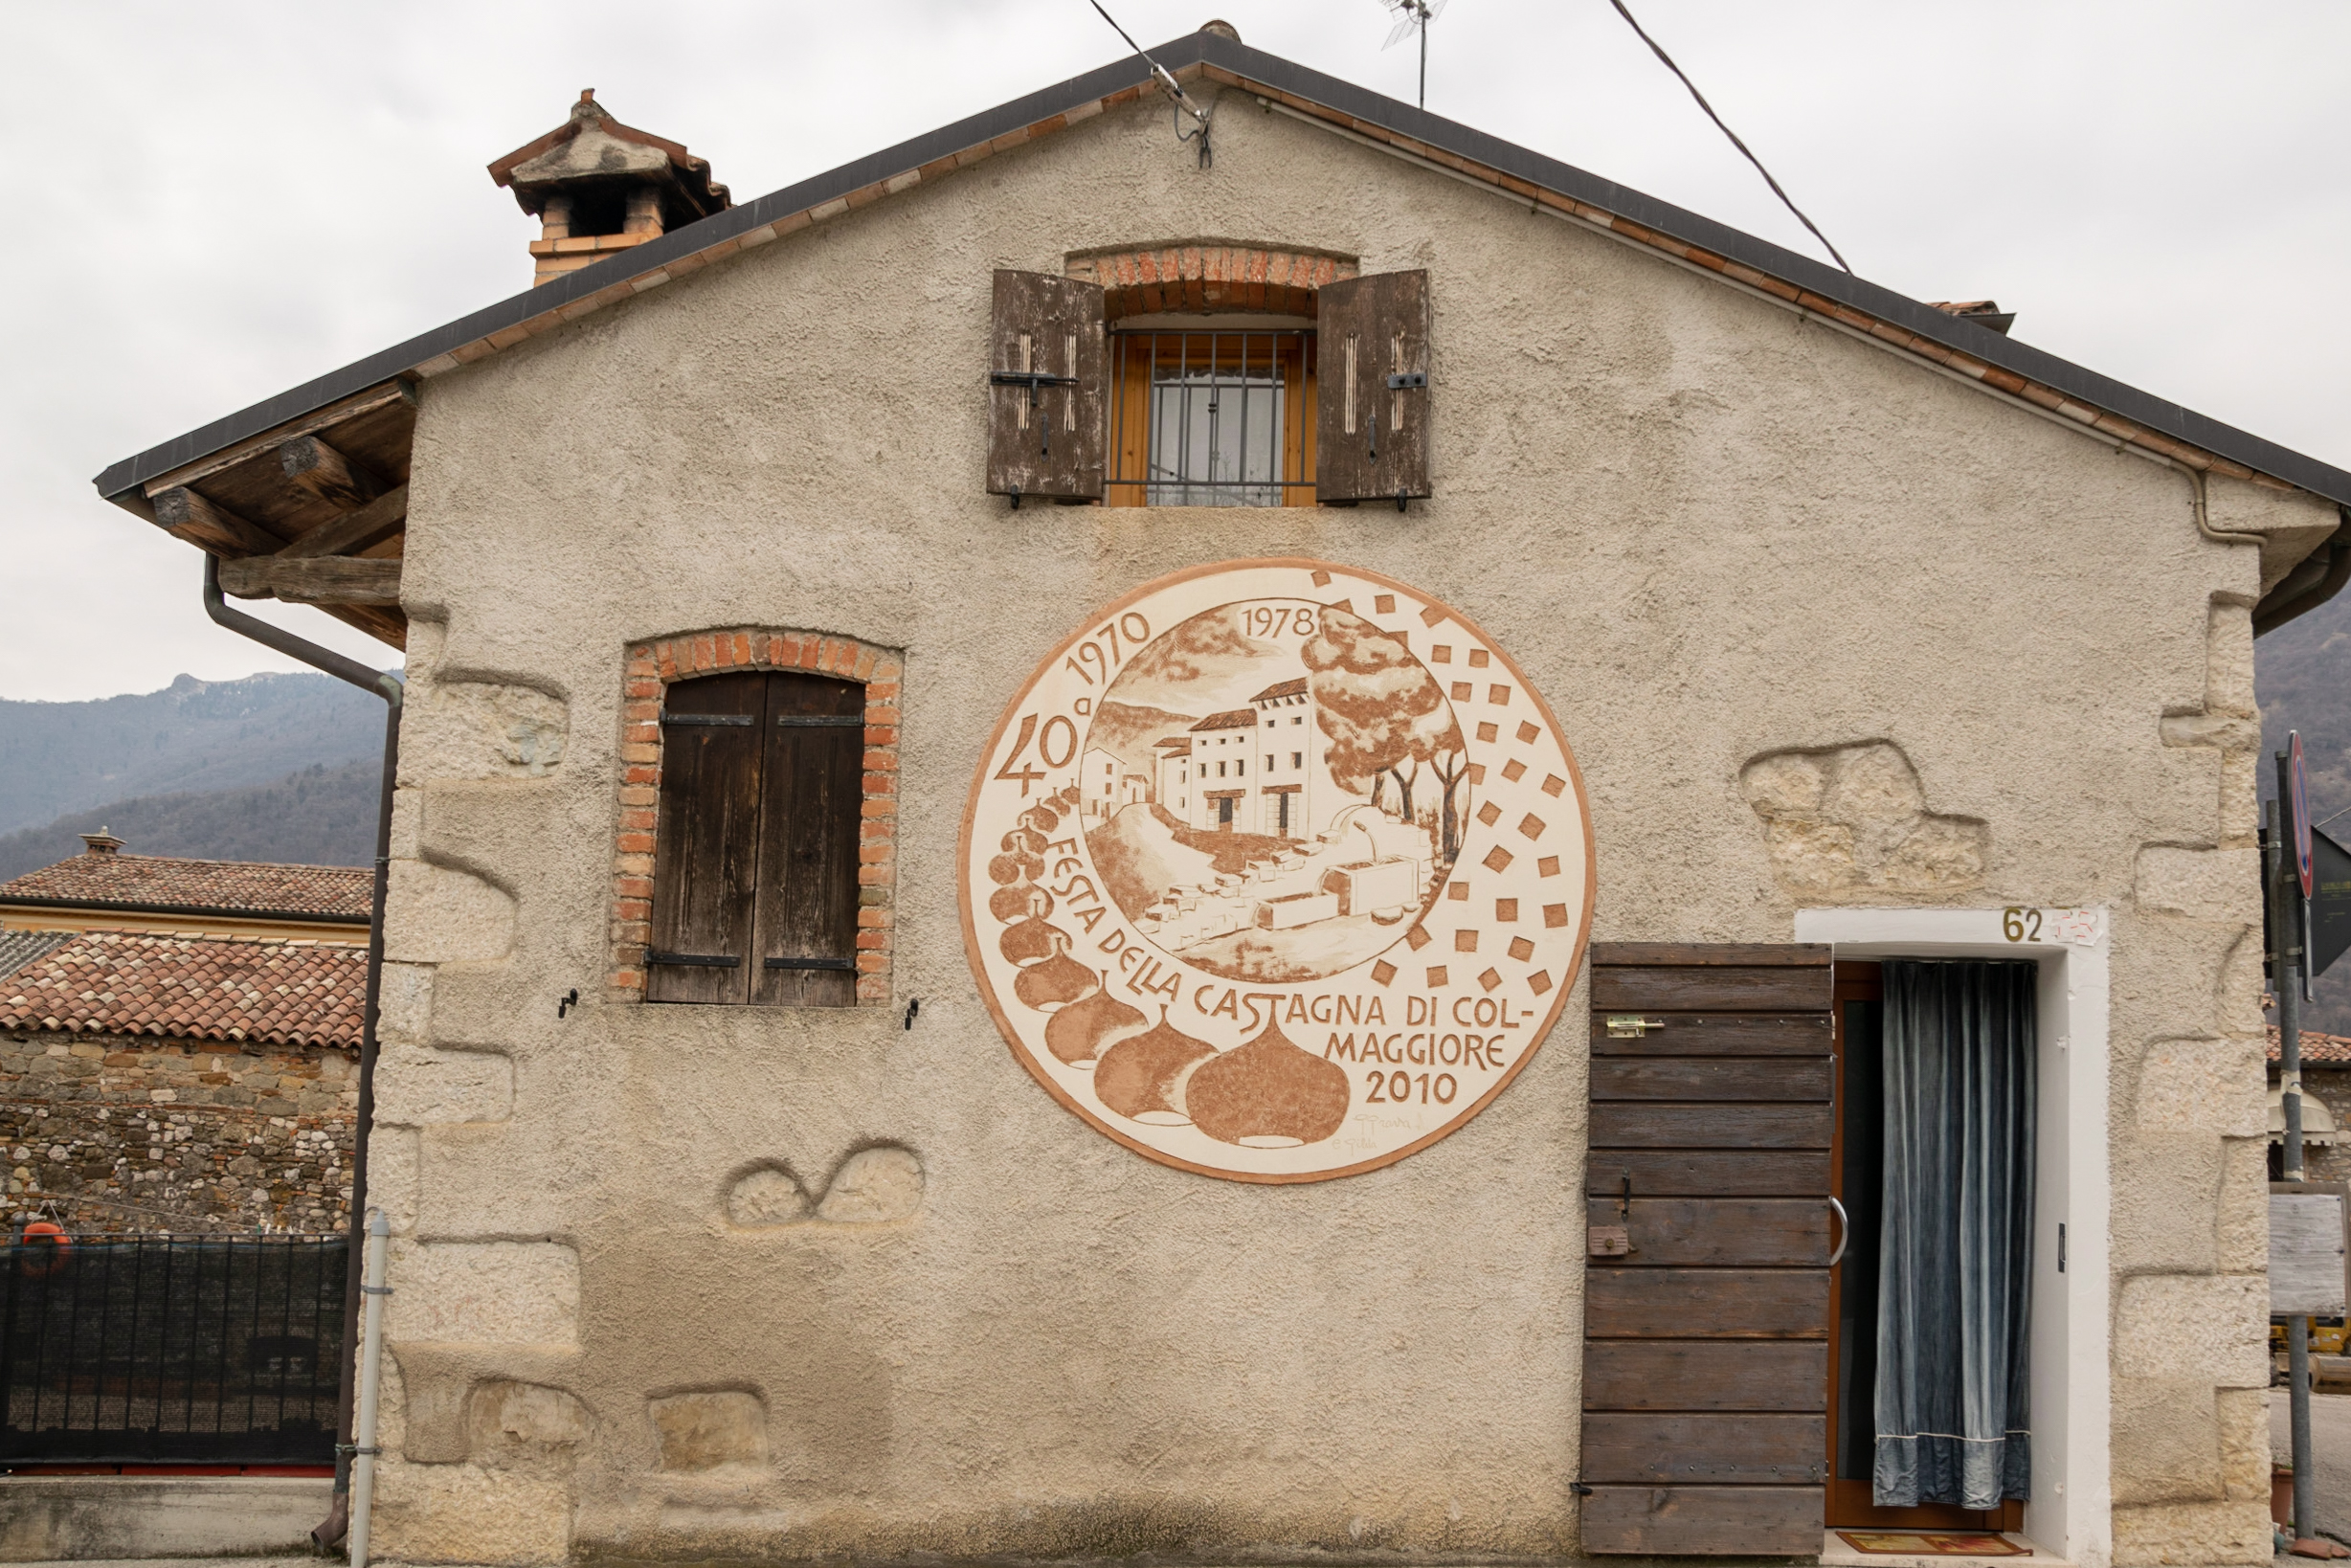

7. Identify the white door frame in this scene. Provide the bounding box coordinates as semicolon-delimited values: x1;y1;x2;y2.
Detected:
1793;906;2113;1568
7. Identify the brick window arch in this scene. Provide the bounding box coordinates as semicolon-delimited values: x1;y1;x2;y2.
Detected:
1064;242;1357;320
610;630;899;1005
1064;246;1357;508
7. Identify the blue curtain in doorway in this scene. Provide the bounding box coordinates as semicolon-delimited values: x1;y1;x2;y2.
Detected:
1873;959;2037;1509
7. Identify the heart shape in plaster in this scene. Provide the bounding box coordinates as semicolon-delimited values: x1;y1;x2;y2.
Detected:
726;1145;923;1228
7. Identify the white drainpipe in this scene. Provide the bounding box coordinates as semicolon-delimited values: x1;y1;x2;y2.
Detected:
348;1211;392;1565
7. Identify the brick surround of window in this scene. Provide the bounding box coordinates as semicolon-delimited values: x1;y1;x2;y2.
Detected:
609;630;902;1003
1065;243;1357;320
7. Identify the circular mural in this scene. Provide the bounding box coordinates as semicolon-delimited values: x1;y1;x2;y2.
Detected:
959;559;1594;1182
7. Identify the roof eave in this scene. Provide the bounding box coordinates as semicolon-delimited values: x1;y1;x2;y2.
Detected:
93;31;2351;516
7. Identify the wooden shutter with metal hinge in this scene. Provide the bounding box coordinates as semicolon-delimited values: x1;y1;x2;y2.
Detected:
1314;269;1431;506
1580;943;1835;1556
646;672;769;1004
988;270;1107;504
751;671;864;1007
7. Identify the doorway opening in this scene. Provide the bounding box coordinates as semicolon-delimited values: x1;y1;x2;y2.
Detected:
1827;960;2032;1533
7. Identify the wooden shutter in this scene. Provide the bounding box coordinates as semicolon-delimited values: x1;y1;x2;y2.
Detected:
751;671;864;1007
987;270;1107;503
1313;270;1431;505
1580;943;1835;1556
646;672;769;1004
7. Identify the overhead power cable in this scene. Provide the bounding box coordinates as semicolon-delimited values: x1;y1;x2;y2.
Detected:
1087;0;1213;166
1604;0;1852;274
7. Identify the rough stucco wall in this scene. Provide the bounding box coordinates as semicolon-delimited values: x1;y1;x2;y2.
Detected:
362;86;2337;1564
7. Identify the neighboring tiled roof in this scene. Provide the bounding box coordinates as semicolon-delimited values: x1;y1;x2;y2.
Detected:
1155;737;1193;752
1250;679;1309;702
2270;1026;2351;1065
1190;708;1260;732
0;855;371;923
0;931;363;1048
0;930;72;982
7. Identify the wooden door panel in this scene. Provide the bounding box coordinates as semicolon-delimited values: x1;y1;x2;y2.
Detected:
1582;1341;1827;1412
1591;1013;1833;1057
1593;965;1834;1013
1584;1151;1830;1198
1581;1413;1827;1484
646;671;768;1005
751;671;863;1008
1580;1485;1824;1556
1581;945;1835;1554
1588;1104;1832;1150
1590;1057;1832;1103
1585;1268;1828;1338
1585;1199;1830;1266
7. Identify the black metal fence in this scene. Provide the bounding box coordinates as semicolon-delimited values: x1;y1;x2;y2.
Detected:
0;1233;345;1463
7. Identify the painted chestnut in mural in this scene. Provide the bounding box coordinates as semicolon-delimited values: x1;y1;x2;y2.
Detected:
960;559;1593;1183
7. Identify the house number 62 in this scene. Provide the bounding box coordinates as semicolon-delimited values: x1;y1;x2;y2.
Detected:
2002;907;2043;942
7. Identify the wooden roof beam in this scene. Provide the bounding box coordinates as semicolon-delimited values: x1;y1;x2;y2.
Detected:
217;555;401;606
279;482;408;560
280;435;386;512
151;486;280;557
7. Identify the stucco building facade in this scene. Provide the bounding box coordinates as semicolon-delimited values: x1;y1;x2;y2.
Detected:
89;26;2351;1568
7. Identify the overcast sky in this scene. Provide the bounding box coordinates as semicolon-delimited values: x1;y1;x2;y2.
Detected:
3;0;2344;703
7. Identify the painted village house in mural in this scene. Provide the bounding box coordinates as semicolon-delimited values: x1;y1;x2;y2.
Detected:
86;25;2351;1568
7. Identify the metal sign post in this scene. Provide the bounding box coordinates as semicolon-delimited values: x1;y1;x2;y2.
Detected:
2274;740;2319;1551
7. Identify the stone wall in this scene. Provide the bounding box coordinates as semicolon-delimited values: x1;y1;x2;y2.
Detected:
0;1030;357;1235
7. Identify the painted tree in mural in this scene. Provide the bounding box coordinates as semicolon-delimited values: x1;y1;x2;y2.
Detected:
1300;607;1468;863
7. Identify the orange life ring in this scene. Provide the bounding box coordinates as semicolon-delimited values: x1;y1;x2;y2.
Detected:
18;1222;71;1277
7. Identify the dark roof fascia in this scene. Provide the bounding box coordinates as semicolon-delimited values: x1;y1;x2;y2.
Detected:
95;31;2351;510
0;895;371;927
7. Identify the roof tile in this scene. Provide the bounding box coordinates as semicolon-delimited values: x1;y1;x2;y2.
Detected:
0;856;370;922
0;931;362;1049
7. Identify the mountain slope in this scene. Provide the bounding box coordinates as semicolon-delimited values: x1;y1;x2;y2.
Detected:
0;760;379;883
0;672;385;837
2259;585;2351;1033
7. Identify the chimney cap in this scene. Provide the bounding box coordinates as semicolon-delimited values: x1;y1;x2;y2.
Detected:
487;93;730;221
1199;19;1241;40
79;827;124;856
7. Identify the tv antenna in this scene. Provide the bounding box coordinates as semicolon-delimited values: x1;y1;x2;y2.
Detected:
1380;0;1448;109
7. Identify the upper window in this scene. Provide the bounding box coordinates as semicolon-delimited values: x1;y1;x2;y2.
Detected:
1108;330;1316;507
645;669;862;1006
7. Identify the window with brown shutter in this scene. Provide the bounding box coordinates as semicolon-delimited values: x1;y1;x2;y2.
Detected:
646;670;863;1007
988;270;1108;504
1313;269;1431;506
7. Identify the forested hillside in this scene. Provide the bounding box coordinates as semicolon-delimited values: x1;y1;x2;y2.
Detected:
0;759;378;883
0;672;383;837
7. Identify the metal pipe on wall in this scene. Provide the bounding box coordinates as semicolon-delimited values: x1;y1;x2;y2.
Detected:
200;556;401;1549
348;1211;392;1567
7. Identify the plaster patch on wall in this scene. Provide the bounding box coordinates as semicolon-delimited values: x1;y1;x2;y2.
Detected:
403;681;569;780
1738;741;1986;894
2133;1038;2266;1137
390;1242;579;1347
2112;1274;2271;1387
467;1378;591;1461
2134;847;2261;923
385;861;517;964
726;1145;924;1228
373;1043;516;1127
648;1390;768;1472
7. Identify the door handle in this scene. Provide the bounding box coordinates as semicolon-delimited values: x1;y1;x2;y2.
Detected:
1827;1196;1849;1268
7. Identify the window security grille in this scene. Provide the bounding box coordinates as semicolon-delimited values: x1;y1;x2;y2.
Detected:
1108;331;1317;506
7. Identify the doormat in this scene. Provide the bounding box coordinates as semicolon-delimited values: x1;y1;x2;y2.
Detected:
1837;1532;2029;1557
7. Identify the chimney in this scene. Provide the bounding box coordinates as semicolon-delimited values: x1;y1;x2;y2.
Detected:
79;827;124;856
487;90;732;287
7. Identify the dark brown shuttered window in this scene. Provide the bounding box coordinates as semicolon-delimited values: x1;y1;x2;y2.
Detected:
646;670;863;1007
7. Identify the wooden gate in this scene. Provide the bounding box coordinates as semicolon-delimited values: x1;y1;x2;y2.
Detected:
1579;943;1836;1555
